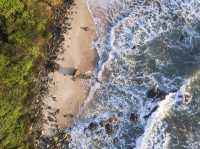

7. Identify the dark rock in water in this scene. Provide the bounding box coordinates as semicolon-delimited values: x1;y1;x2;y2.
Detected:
62;133;71;148
183;93;192;104
99;116;118;128
108;116;118;123
170;89;178;93
64;141;70;149
101;67;111;81
180;34;184;41
99;117;118;135
117;112;123;117
105;123;113;135
88;122;98;131
156;89;167;99
146;86;167;99
64;133;72;141
84;128;92;137
147;86;157;98
113;137;119;144
83;122;99;136
130;113;138;122
172;14;179;21
99;120;105;127
131;45;136;49
143;105;159;119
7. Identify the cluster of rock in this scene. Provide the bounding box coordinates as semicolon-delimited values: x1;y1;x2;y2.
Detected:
45;0;75;73
39;129;72;149
78;115;120;144
29;0;76;148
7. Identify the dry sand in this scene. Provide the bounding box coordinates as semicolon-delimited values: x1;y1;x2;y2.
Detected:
42;0;96;136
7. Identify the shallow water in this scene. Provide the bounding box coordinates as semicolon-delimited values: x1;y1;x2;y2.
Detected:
65;0;200;148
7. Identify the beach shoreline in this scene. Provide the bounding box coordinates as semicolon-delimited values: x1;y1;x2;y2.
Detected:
42;0;97;136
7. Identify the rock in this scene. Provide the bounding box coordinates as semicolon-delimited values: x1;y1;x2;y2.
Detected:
55;109;60;114
64;140;70;149
108;116;118;123
143;105;159;119
156;88;168;99
48;111;55;116
113;137;119;144
130;113;138;122
47;116;54;122
63;113;74;118
101;67;111;81
64;133;71;141
184;93;192;104
99;116;118;128
99;120;105;127
73;69;81;77
105;123;113;135
131;45;136;49
147;86;167;99
52;97;56;101
83;128;92;137
117;112;123;117
88;122;98;131
147;86;157;98
46;61;59;72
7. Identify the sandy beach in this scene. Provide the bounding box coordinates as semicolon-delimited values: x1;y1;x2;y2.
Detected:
42;0;96;136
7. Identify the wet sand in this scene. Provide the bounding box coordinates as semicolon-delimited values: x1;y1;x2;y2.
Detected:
42;0;96;136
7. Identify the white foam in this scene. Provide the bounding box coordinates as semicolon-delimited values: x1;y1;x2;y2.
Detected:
67;0;200;148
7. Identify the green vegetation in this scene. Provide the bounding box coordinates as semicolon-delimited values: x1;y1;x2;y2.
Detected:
0;0;61;148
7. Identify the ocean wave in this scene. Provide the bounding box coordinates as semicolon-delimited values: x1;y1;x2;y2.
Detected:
66;0;200;148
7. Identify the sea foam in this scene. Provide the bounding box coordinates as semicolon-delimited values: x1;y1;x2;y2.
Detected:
66;0;200;148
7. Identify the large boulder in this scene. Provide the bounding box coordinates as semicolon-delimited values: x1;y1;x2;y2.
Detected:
146;86;167;99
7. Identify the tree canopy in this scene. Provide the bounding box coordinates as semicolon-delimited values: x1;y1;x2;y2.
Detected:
0;0;61;148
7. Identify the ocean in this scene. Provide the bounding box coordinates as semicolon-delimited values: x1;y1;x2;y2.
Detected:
66;0;200;148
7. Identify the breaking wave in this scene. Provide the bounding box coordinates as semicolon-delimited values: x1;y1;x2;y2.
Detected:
65;0;200;148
